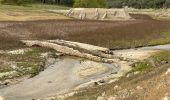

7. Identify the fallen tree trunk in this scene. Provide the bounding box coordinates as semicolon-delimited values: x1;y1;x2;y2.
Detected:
22;40;118;63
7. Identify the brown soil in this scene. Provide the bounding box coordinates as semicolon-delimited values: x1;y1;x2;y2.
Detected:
0;14;170;50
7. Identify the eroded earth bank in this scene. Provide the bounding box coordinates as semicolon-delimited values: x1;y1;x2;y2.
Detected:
0;39;170;100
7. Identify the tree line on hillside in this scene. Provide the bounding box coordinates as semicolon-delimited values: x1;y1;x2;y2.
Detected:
1;0;170;8
108;0;170;8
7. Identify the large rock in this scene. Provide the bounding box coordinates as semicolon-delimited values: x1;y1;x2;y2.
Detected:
0;96;5;100
66;8;133;20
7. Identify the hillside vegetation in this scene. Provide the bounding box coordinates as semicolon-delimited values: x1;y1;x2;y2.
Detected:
108;0;170;8
1;0;170;8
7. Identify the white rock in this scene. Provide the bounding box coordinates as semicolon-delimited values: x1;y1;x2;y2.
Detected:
44;97;56;100
40;53;48;58
108;96;116;100
97;96;105;100
165;68;170;75
11;65;17;70
0;71;18;79
102;92;106;96
134;71;140;75
114;85;119;90
0;96;5;100
136;86;143;90
8;49;29;55
163;96;170;100
126;73;133;78
68;92;76;97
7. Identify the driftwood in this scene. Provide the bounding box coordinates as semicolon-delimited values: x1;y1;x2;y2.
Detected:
21;40;119;63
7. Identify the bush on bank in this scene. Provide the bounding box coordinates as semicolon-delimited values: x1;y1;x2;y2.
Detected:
74;0;107;8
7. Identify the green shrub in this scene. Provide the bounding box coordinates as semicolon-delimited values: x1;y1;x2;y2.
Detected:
74;0;106;8
131;61;153;73
165;0;170;8
1;0;33;5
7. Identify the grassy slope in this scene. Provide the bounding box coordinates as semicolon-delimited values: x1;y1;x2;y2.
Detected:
0;47;56;81
0;2;69;11
68;51;170;100
0;3;70;21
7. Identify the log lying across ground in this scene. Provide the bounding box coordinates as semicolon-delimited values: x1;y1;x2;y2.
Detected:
21;40;120;63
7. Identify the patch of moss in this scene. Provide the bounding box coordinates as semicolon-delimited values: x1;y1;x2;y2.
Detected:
130;61;153;73
151;51;170;64
16;62;41;77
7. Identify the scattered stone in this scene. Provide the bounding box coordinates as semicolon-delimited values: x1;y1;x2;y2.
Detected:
114;85;119;90
102;92;106;97
44;97;56;100
164;93;170;100
40;53;49;58
7;49;30;55
161;60;168;64
0;71;18;79
11;65;17;70
68;92;76;97
4;79;11;85
126;73;134;78
48;81;52;83
165;68;170;75
97;96;105;100
108;96;116;100
55;53;64;57
94;82;99;86
134;71;140;75
136;86;143;90
98;79;105;84
163;94;170;100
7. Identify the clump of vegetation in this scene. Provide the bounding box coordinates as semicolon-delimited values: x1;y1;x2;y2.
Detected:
130;61;153;73
129;51;170;74
1;0;33;5
16;62;43;77
151;51;170;65
74;0;106;8
0;47;53;80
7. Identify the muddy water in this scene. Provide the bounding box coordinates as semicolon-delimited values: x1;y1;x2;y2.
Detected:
0;58;119;100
